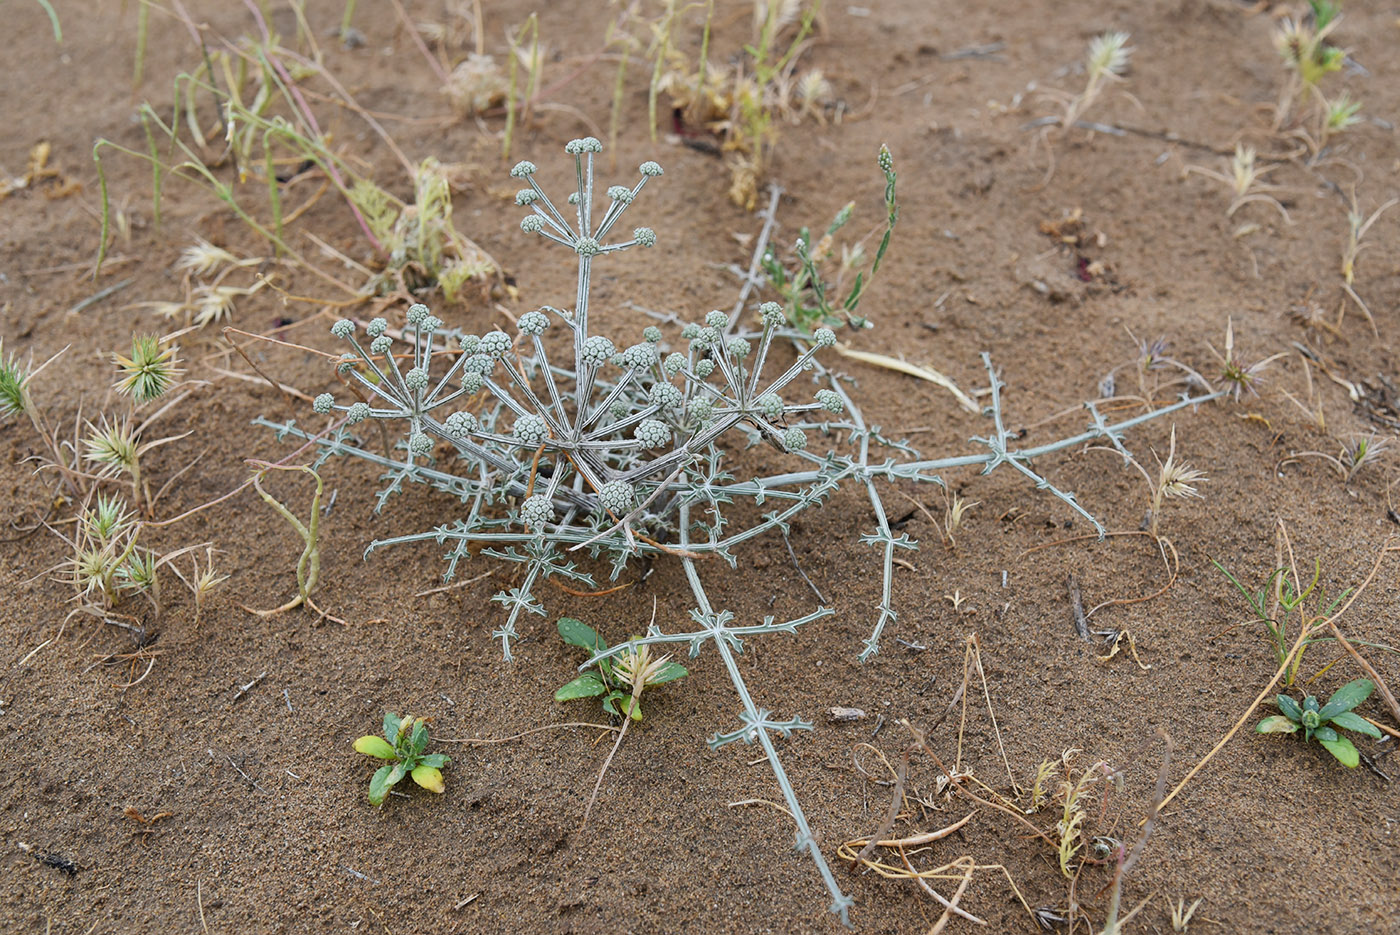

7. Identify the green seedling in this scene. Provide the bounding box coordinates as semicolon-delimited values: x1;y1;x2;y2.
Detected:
1212;557;1349;687
554;616;688;721
353;712;451;805
761;144;898;333
1257;678;1381;767
555;616;688;829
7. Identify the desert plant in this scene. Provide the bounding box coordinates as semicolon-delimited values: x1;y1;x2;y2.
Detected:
1338;194;1398;334
1273;0;1357;145
113;334;182;405
1212;558;1349;687
93;4;497;301
555;616;689;720
759;146;898;333
1060;31;1134;132
1183;144;1292;224
264;140;1216;920
354;712;451;804
244;464;332;620
554;614;689;828
1256;678;1381;767
619;0;824;209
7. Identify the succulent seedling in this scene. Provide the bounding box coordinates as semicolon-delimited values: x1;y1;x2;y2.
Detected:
354;712;451;805
1257;679;1381;767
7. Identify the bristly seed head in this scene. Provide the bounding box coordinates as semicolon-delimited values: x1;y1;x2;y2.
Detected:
635;419;671;449
521;494;553;528
518;311;549;336
598;480;635;514
113;334;181;405
513;413;548;446
444;411;479;436
581;336;616;367
0;338;32;419
480;331;513;359
815;389;844;413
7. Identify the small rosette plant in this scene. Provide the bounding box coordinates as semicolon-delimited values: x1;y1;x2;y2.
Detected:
1256;678;1382;768
354;712;451;804
554;616;688;720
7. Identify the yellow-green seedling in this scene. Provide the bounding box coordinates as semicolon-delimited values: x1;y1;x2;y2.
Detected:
554;616;688;721
353;712;451;805
1274;1;1345;124
1257;679;1381;768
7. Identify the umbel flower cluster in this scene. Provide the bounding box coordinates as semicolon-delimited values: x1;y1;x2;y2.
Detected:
264;139;1213;922
302;138;855;661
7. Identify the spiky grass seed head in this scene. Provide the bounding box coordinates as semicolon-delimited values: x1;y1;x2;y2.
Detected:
113;335;181;404
0;338;32;419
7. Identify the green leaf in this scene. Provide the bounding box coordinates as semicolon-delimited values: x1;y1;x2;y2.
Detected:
620;696;642;721
354;735;397;759
1256;715;1300;734
555;673;607;702
648;661;689;685
602;689;626;716
1313;725;1339;743
368;764;395;805
418;752;451;769
409;720;429;754
1276;694;1302;722
1319;679;1374;720
382;711;402;743
1318;735;1359;768
557;617;606;651
1327;711;1382;739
